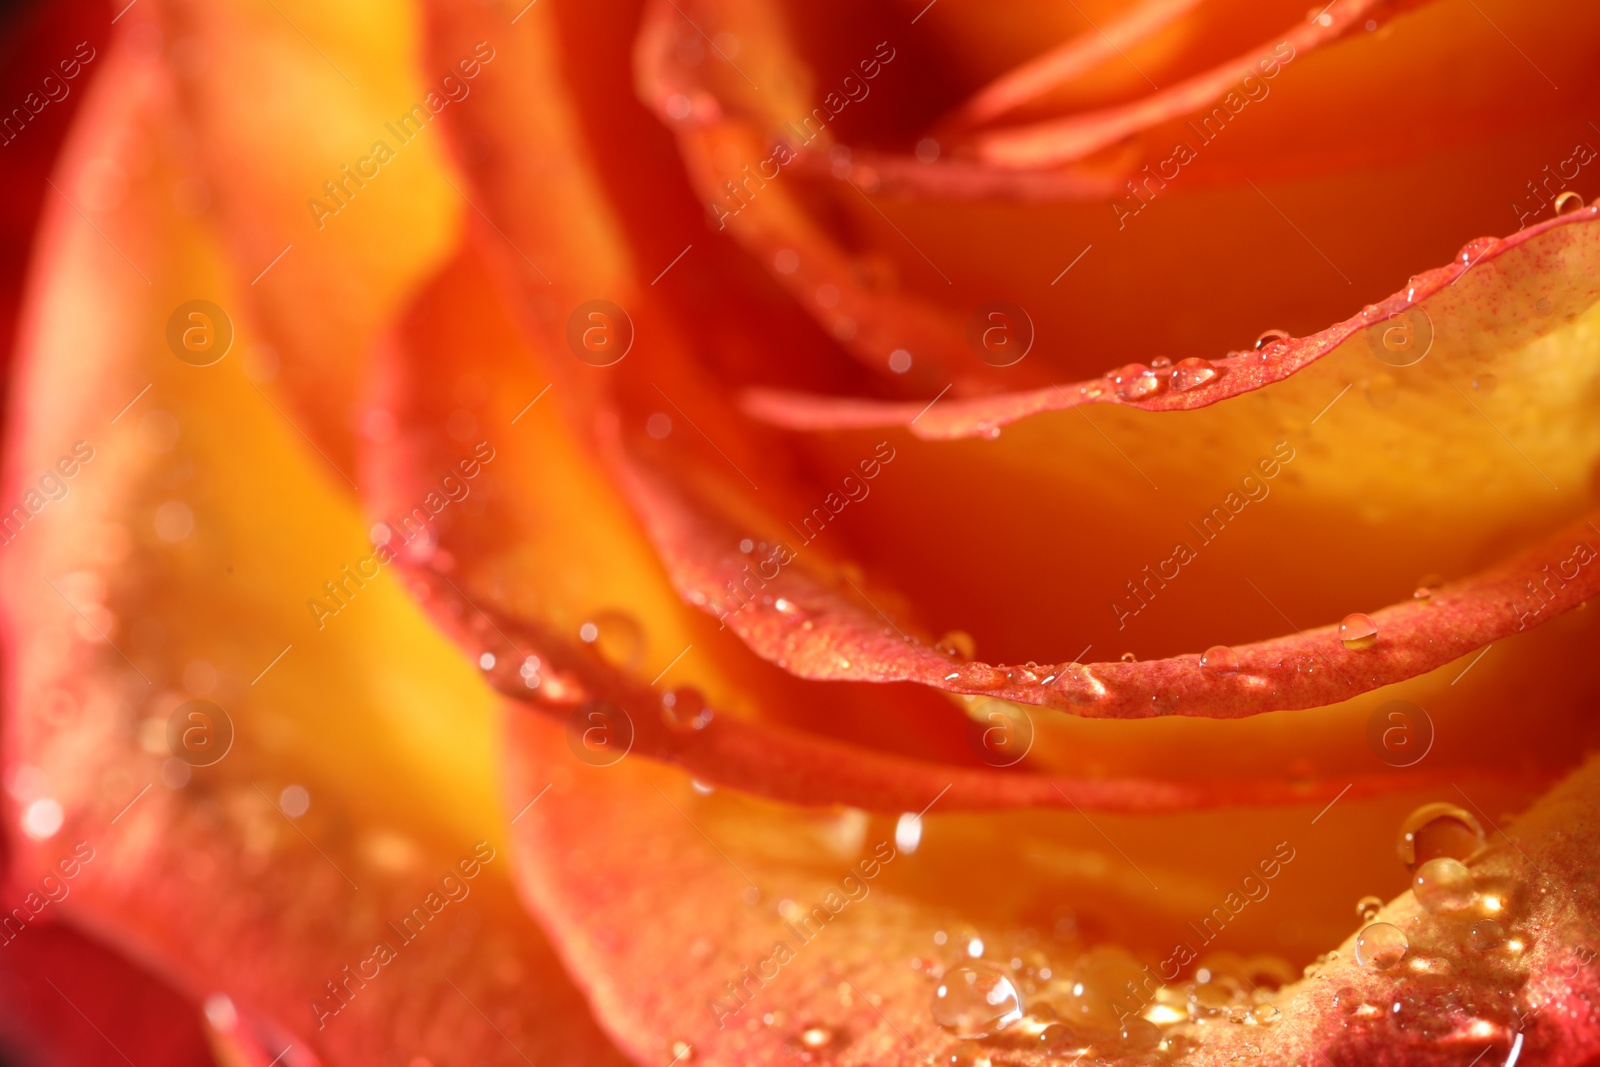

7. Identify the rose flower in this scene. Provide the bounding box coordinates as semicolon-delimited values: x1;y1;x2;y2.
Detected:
4;0;1600;1064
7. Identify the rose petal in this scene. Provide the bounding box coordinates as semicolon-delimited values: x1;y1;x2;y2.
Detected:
1;22;630;1067
500;702;1600;1066
0;922;215;1067
747;206;1600;437
963;0;1412;169
937;0;1209;132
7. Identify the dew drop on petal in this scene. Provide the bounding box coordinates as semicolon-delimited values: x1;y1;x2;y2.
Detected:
1396;802;1486;868
1469;919;1505;952
1255;328;1290;350
1338;612;1378;650
1555;191;1585;216
1355;923;1408;969
661;687;712;732
1061;946;1144;1034
1120;652;1137;663
1200;645;1238;674
1111;363;1162;400
1413;857;1476;913
798;1024;833;1050
1169;356;1219;391
1037;1022;1081;1050
953;663;1005;690
1459;237;1499;264
931;964;1024;1038
1355;894;1384;922
1119;1018;1161;1051
581;611;645;671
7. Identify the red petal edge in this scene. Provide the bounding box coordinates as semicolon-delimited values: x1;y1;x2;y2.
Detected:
744;207;1600;438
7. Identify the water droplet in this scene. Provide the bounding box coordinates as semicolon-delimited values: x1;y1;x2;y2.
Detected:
1111;363;1162;400
1255;328;1290;350
661;687;713;732
581;611;645;670
798;1024;833;1049
930;963;1024;1038
670;1040;694;1062
1356;895;1384;922
1060;946;1144;1036
1459;237;1498;264
1119;1018;1161;1051
1555;191;1585;216
1355;923;1408;969
1338;612;1378;650
1170;356;1219;391
1151;356;1172;370
1469;919;1505;952
1396;802;1485;868
1413;857;1475;913
1200;645;1239;674
1413;586;1432;601
935;630;975;660
1251;1004;1283;1024
1473;372;1498;394
952;663;1005;690
1120;651;1137;663
1037;1022;1082;1050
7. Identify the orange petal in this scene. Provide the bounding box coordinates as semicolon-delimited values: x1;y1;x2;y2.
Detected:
1;20;629;1066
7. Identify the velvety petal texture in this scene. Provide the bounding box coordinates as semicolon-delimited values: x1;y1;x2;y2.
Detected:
6;0;1600;1064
